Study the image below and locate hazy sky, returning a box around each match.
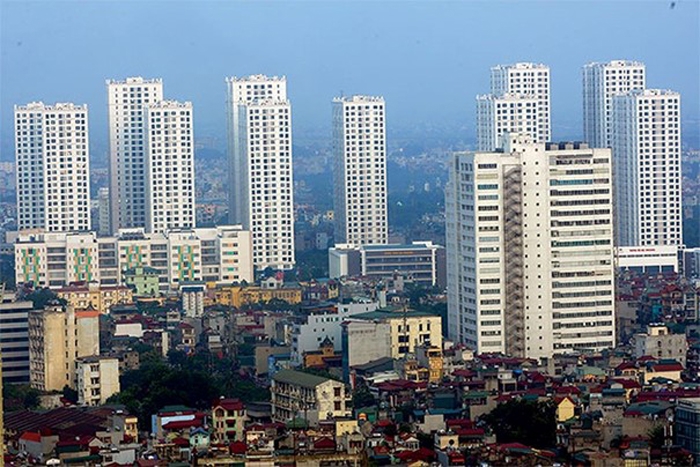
[1,0,698,160]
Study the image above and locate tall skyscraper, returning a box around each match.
[107,77,164,233]
[226,75,295,270]
[476,62,551,151]
[446,133,615,359]
[14,102,91,232]
[583,60,646,148]
[144,100,196,233]
[476,94,538,152]
[332,95,388,245]
[611,89,682,246]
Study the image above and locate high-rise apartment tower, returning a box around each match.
[332,95,388,245]
[583,60,646,148]
[226,75,295,270]
[476,63,551,151]
[611,89,682,246]
[107,77,164,233]
[14,102,91,232]
[144,100,196,233]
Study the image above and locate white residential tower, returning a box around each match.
[14,102,91,232]
[144,100,196,233]
[332,95,388,245]
[582,60,646,149]
[226,75,295,270]
[107,77,164,233]
[611,89,682,246]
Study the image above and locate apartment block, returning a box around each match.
[107,77,164,232]
[226,75,295,270]
[332,95,388,245]
[446,133,615,359]
[14,102,91,231]
[14,226,253,291]
[271,369,350,425]
[611,89,682,246]
[76,356,120,406]
[583,60,645,148]
[56,282,133,314]
[28,302,99,391]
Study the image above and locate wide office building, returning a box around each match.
[13,226,253,291]
[446,133,615,359]
[329,241,446,287]
[0,289,32,384]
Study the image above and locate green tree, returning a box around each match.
[351,384,376,409]
[3,384,41,412]
[62,385,78,404]
[648,425,666,449]
[481,399,556,449]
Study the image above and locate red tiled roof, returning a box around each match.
[229,441,247,455]
[163,419,203,430]
[172,437,190,447]
[215,398,245,411]
[19,431,41,443]
[612,379,641,389]
[313,437,336,449]
[649,362,683,372]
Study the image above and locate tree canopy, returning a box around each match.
[481,399,556,449]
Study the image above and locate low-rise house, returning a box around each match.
[642,359,684,384]
[211,398,247,443]
[271,369,350,425]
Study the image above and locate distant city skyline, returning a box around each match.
[1,1,698,162]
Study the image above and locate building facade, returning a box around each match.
[144,100,196,233]
[211,398,247,443]
[582,60,645,149]
[107,77,164,232]
[633,324,687,366]
[446,134,615,359]
[76,356,120,406]
[56,282,133,314]
[332,96,388,245]
[28,303,99,391]
[611,89,682,246]
[343,308,443,361]
[0,290,32,384]
[475,62,550,152]
[14,102,91,232]
[14,226,253,291]
[226,75,295,270]
[291,301,378,366]
[270,369,350,425]
[675,398,700,460]
[329,242,446,287]
[476,93,539,152]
